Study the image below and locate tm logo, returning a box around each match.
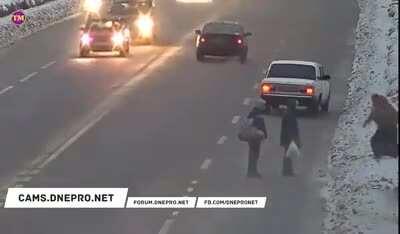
[11,10,26,26]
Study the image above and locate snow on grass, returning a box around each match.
[322,0,398,233]
[0,0,80,49]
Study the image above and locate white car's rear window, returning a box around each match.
[267,64,316,80]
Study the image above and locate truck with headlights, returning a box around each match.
[260,60,331,114]
[108,0,156,44]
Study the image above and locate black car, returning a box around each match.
[195,21,252,64]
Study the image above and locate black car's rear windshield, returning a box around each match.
[267,64,316,80]
[203,23,243,35]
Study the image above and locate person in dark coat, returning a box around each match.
[246,105,268,178]
[363,94,398,159]
[280,99,301,176]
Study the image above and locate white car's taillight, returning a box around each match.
[261,84,274,94]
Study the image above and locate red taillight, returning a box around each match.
[261,84,273,94]
[200,37,206,43]
[305,87,314,95]
[237,39,243,44]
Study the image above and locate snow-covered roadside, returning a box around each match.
[0,0,80,49]
[322,0,398,233]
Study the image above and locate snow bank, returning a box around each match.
[322,0,398,233]
[0,0,80,49]
[0,1,52,17]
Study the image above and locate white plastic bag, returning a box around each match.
[286,141,301,159]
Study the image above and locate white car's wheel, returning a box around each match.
[321,92,330,112]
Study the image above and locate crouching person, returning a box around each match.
[363,94,398,159]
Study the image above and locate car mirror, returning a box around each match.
[322,75,331,80]
[244,32,252,37]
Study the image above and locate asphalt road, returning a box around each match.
[0,0,358,233]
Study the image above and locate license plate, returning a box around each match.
[278,85,298,92]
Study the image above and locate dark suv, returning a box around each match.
[195,21,252,64]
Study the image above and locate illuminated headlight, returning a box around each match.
[83,0,102,13]
[135,14,154,38]
[80,33,92,45]
[112,32,125,45]
[123,28,130,38]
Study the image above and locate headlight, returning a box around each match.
[135,14,154,38]
[112,32,125,45]
[81,33,92,45]
[83,0,102,13]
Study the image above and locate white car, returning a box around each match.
[260,60,331,113]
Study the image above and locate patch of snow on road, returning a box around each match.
[322,0,398,233]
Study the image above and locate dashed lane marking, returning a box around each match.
[0,86,13,95]
[37,110,109,169]
[40,61,56,69]
[17,169,40,176]
[158,219,175,234]
[15,176,32,183]
[243,97,252,106]
[172,211,180,216]
[200,158,212,170]
[19,71,38,83]
[33,47,182,170]
[15,184,24,188]
[191,180,198,185]
[217,136,227,145]
[253,82,259,89]
[186,187,194,193]
[232,115,240,124]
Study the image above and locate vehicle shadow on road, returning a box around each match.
[265,107,330,119]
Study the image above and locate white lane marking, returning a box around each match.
[217,136,228,145]
[200,158,212,170]
[37,110,109,169]
[29,169,41,175]
[172,211,180,216]
[19,71,38,82]
[191,180,198,185]
[34,47,182,170]
[18,169,40,176]
[187,187,194,193]
[41,61,56,69]
[253,82,259,89]
[0,86,13,95]
[15,184,24,188]
[158,219,175,234]
[243,97,252,106]
[16,176,32,183]
[232,115,241,124]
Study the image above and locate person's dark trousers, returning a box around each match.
[282,147,294,176]
[247,141,261,177]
